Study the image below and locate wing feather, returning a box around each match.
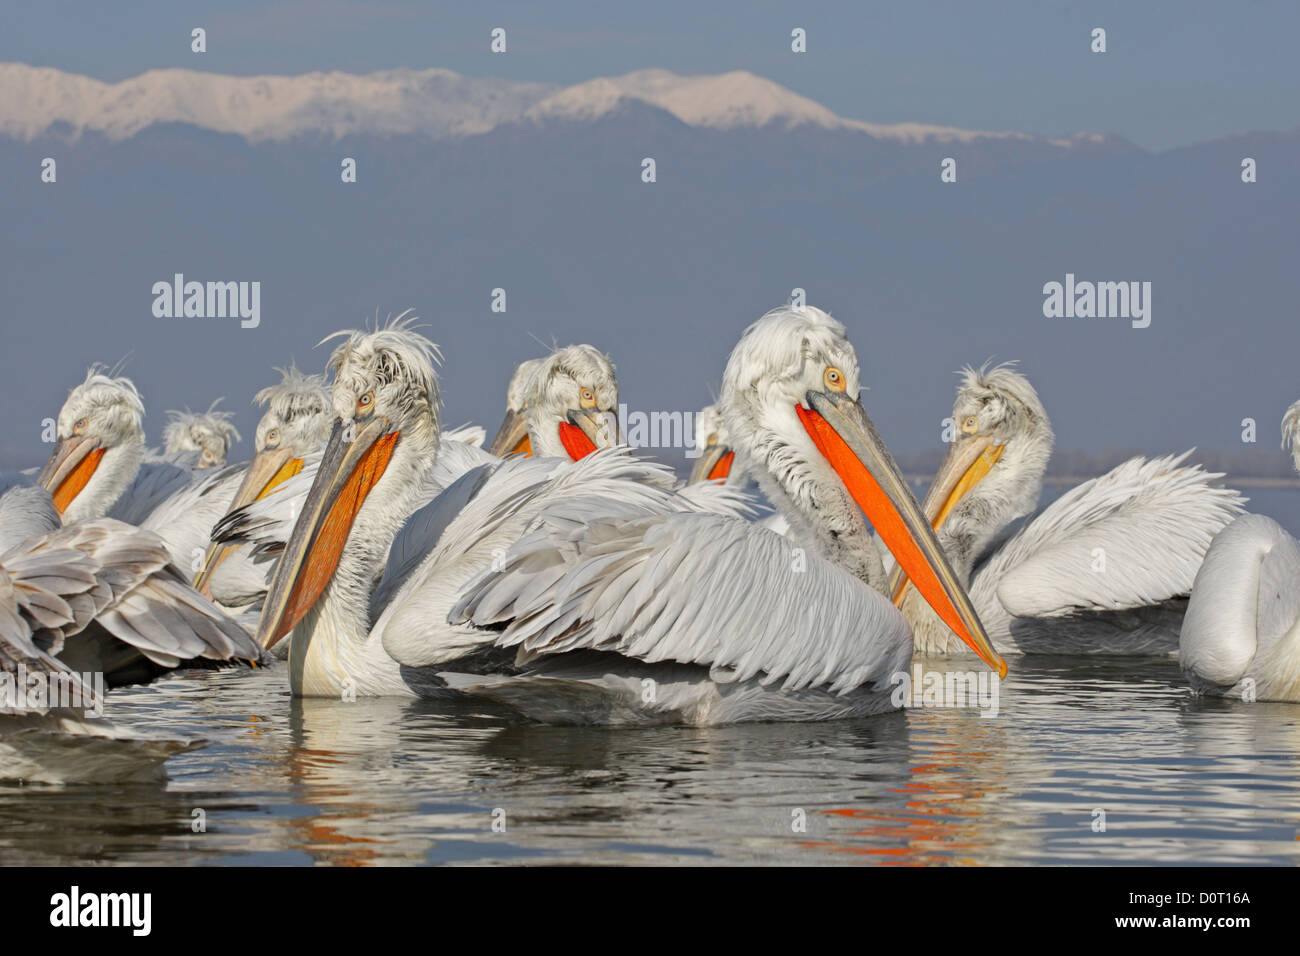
[982,452,1245,619]
[451,510,911,696]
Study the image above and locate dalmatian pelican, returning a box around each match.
[0,484,261,783]
[520,345,620,459]
[487,357,545,456]
[890,362,1245,656]
[162,398,242,468]
[37,366,150,526]
[193,365,333,606]
[442,306,1003,725]
[37,367,251,574]
[1179,401,1300,702]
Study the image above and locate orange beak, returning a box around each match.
[889,433,1004,607]
[488,407,532,457]
[797,391,1006,678]
[254,417,398,650]
[558,421,598,460]
[558,408,615,461]
[194,447,305,595]
[688,442,734,484]
[37,435,105,514]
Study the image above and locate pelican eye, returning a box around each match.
[962,415,978,434]
[579,387,597,408]
[707,432,719,447]
[73,418,88,434]
[823,366,846,392]
[357,391,375,414]
[265,428,280,446]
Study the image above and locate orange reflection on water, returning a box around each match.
[803,719,1011,864]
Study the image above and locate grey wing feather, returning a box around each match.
[2,518,260,678]
[374,449,709,668]
[450,509,912,696]
[981,452,1245,618]
[0,486,61,555]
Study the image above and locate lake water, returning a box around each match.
[1,483,1298,866]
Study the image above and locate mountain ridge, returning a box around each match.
[1,61,1130,149]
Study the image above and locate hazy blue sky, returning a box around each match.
[4,0,1299,151]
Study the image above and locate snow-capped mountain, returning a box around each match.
[0,62,1107,147]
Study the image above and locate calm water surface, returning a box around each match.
[0,486,1297,866]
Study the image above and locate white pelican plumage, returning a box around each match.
[442,306,1004,725]
[688,401,791,535]
[1179,401,1300,702]
[161,398,242,468]
[0,484,261,782]
[891,363,1245,656]
[486,356,546,456]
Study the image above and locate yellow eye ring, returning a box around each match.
[357,391,374,412]
[579,387,597,408]
[962,415,978,434]
[823,366,846,392]
[706,432,719,446]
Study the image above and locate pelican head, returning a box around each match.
[893,362,1053,603]
[1281,400,1300,475]
[688,403,742,485]
[255,312,442,650]
[487,357,545,457]
[194,365,332,594]
[524,345,619,460]
[721,305,1004,676]
[162,399,241,468]
[37,366,146,522]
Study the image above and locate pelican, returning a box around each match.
[1179,401,1300,702]
[161,398,242,468]
[443,306,1004,725]
[194,365,333,606]
[0,484,261,782]
[890,362,1245,656]
[37,366,150,525]
[37,367,294,585]
[247,318,748,699]
[519,345,619,459]
[486,357,545,456]
[688,403,745,485]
